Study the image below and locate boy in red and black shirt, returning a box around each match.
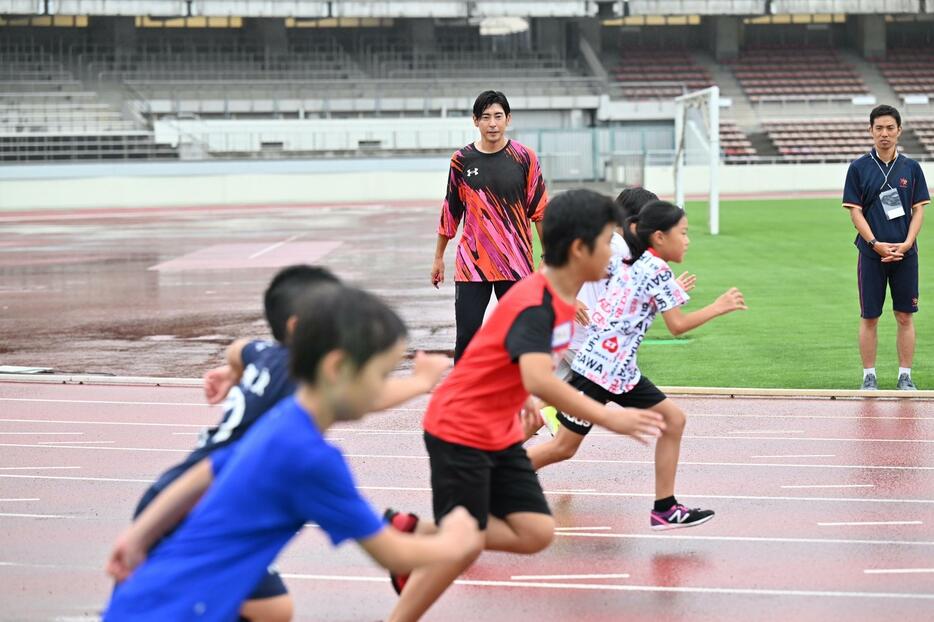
[387,190,666,622]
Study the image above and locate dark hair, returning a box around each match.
[542,189,617,267]
[615,186,659,225]
[264,264,340,343]
[290,284,407,384]
[623,200,686,265]
[870,105,901,128]
[473,90,511,118]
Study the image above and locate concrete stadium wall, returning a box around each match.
[2,159,933,211]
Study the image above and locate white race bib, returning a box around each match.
[879,187,905,220]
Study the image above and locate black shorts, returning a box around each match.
[858,251,919,319]
[249,566,288,600]
[424,431,551,530]
[556,372,667,436]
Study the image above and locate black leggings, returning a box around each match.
[454,281,516,362]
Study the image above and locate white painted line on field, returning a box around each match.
[864,568,934,575]
[0,466,80,471]
[818,521,923,527]
[781,484,875,489]
[752,454,836,459]
[554,532,934,547]
[248,233,307,259]
[546,489,597,494]
[0,498,39,502]
[172,432,201,435]
[37,440,114,445]
[0,432,84,435]
[0,561,99,570]
[510,573,631,581]
[0,418,203,428]
[0,443,187,453]
[730,430,805,434]
[689,413,934,421]
[553,526,612,532]
[0,512,82,519]
[280,573,934,600]
[0,474,149,483]
[0,398,205,407]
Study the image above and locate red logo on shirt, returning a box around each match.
[899,178,909,188]
[602,336,619,353]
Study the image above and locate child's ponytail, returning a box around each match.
[623,200,685,265]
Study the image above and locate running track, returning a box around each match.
[1,380,932,621]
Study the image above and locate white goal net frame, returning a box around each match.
[673,86,720,236]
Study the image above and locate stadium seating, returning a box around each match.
[719,121,757,163]
[610,50,713,100]
[761,119,873,162]
[727,47,869,103]
[874,48,934,100]
[910,118,934,157]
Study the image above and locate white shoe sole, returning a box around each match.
[650,513,715,530]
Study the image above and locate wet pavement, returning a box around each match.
[0,202,452,377]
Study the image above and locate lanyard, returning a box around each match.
[868,151,900,191]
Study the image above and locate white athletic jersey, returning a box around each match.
[571,251,689,394]
[569,232,629,353]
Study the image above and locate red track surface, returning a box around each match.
[1,381,932,621]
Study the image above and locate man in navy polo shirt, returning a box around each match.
[843,104,930,390]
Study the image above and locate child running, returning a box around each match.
[128,265,450,622]
[385,189,666,622]
[527,199,746,530]
[104,284,480,621]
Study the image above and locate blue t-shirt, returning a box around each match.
[106,396,384,622]
[842,149,930,260]
[134,340,295,518]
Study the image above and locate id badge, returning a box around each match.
[879,187,905,220]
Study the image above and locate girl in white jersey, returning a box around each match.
[527,200,746,530]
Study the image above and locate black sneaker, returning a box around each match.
[861,373,878,390]
[650,504,715,530]
[897,374,917,391]
[383,508,419,594]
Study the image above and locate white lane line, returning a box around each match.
[0,512,82,519]
[690,414,934,421]
[555,532,934,547]
[0,418,203,428]
[0,432,84,435]
[0,466,80,470]
[752,454,836,459]
[818,521,923,527]
[510,573,630,581]
[553,527,612,532]
[0,498,39,502]
[730,430,805,434]
[248,233,307,259]
[172,432,201,436]
[280,573,934,600]
[0,399,205,407]
[0,443,187,453]
[781,484,875,490]
[0,473,931,507]
[37,440,115,445]
[0,561,99,570]
[864,568,934,575]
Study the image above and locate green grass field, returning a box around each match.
[533,197,932,390]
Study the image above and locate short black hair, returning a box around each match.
[473,91,511,118]
[542,189,617,267]
[622,200,686,265]
[615,186,659,225]
[289,284,407,384]
[264,264,340,343]
[870,104,901,128]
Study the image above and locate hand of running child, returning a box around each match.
[519,396,544,440]
[106,530,147,583]
[676,272,697,292]
[574,300,590,326]
[603,406,666,445]
[203,365,237,405]
[716,287,747,314]
[412,351,452,390]
[431,258,445,288]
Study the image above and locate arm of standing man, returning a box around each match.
[896,164,930,256]
[433,153,466,288]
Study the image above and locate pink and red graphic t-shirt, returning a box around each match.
[438,140,548,282]
[571,252,689,394]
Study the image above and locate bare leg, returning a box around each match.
[859,317,879,369]
[388,513,552,622]
[526,425,586,471]
[651,399,686,500]
[240,595,293,622]
[894,311,915,368]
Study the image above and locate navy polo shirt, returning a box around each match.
[842,149,930,260]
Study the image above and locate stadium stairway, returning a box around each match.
[692,51,759,135]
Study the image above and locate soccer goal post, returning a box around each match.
[673,86,720,235]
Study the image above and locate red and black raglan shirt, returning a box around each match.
[424,272,575,451]
[439,140,548,282]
